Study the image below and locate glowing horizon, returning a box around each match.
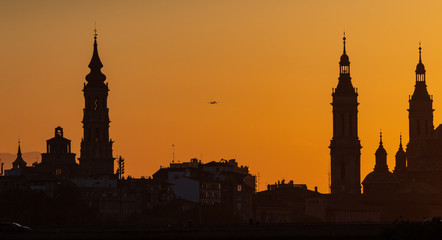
[1,0,442,192]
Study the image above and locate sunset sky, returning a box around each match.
[1,0,442,192]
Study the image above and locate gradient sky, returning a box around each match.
[1,0,442,192]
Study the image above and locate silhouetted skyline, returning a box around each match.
[2,1,442,192]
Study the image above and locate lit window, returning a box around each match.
[56,169,62,176]
[237,185,242,192]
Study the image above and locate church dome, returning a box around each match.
[416,62,425,74]
[395,147,406,159]
[340,53,350,65]
[362,170,399,185]
[375,132,387,156]
[415,44,426,75]
[375,144,387,156]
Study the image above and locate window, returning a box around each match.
[237,185,242,192]
[94,98,98,110]
[56,169,62,176]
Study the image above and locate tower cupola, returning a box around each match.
[415,43,426,81]
[339,33,350,74]
[374,132,388,172]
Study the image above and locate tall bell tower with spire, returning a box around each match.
[329,34,362,195]
[407,43,434,170]
[79,29,115,177]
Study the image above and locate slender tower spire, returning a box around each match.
[399,134,403,149]
[330,33,362,195]
[79,28,115,177]
[17,139,22,157]
[12,140,27,169]
[379,131,383,145]
[86,28,106,84]
[418,42,422,62]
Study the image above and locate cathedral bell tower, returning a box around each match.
[329,34,362,195]
[79,31,115,177]
[407,44,434,170]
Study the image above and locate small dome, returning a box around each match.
[416,62,426,74]
[416,44,425,74]
[362,170,399,185]
[340,53,350,65]
[375,132,387,156]
[375,144,387,156]
[395,147,406,159]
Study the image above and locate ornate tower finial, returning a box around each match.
[17,139,21,156]
[380,130,383,145]
[399,133,402,148]
[415,43,426,81]
[343,32,346,53]
[419,42,422,63]
[94,23,97,40]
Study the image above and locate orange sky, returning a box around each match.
[1,0,442,192]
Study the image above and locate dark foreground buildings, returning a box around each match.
[1,32,442,225]
[0,33,256,224]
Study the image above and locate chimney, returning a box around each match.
[314,186,318,192]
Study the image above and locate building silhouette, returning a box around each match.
[8,30,442,224]
[329,34,362,195]
[12,142,27,170]
[325,39,442,221]
[361,132,399,195]
[36,126,78,178]
[79,33,115,177]
[153,158,256,220]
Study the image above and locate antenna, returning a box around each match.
[328,157,331,194]
[172,144,175,163]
